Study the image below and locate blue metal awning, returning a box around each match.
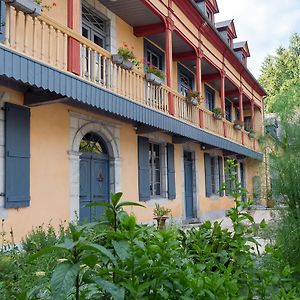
[0,45,263,160]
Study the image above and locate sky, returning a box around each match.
[215,0,300,79]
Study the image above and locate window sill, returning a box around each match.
[147,197,170,205]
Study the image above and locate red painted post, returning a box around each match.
[165,16,175,115]
[196,51,203,127]
[220,70,227,137]
[251,100,255,149]
[239,87,244,145]
[67,0,80,75]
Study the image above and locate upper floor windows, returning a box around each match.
[178,64,194,96]
[225,99,232,122]
[205,85,215,112]
[206,7,213,22]
[81,4,108,50]
[145,40,164,72]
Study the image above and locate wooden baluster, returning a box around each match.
[23,14,28,53]
[56,29,60,67]
[98,53,102,85]
[48,25,53,64]
[14,10,19,50]
[93,50,97,83]
[4,4,10,46]
[107,58,111,90]
[87,47,91,81]
[41,21,45,61]
[103,56,106,88]
[32,17,36,57]
[81,44,86,78]
[63,33,67,71]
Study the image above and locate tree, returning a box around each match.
[259,33,300,114]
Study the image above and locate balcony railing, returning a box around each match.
[1,5,260,151]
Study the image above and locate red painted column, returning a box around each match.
[196,50,203,127]
[67,0,80,75]
[251,99,255,149]
[239,87,244,145]
[220,70,226,137]
[165,16,175,115]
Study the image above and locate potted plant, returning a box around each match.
[248,129,256,139]
[153,203,171,230]
[186,90,201,106]
[233,119,243,130]
[145,63,165,86]
[212,107,223,120]
[5,0,42,16]
[111,43,139,71]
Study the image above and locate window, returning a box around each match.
[206,7,213,22]
[235,108,240,122]
[224,158,238,196]
[244,116,252,132]
[205,85,215,111]
[178,64,194,96]
[145,40,164,72]
[205,154,223,197]
[81,4,108,81]
[80,133,107,154]
[149,143,162,197]
[225,99,232,122]
[82,5,107,48]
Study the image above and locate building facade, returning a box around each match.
[0,0,266,240]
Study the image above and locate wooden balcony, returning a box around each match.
[0,5,261,151]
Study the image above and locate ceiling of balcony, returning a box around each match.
[99,0,162,27]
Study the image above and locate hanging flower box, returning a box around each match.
[145,72,163,86]
[5,0,41,17]
[145,64,164,86]
[233,120,243,130]
[111,54,134,70]
[186,90,201,106]
[249,130,256,139]
[212,107,223,120]
[111,43,139,71]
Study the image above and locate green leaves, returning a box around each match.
[50,261,80,299]
[93,277,125,300]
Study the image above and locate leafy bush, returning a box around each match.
[0,163,299,299]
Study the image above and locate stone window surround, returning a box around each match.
[69,111,121,222]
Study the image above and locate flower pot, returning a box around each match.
[234,124,242,130]
[121,59,134,70]
[154,217,168,230]
[249,132,256,139]
[145,72,163,86]
[5,0,41,17]
[111,54,123,66]
[213,113,222,120]
[186,97,199,106]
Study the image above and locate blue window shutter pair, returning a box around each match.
[167,143,176,200]
[138,137,176,201]
[204,153,212,197]
[5,103,30,208]
[0,1,5,43]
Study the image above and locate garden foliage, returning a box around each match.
[0,161,299,299]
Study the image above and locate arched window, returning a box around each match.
[80,133,108,154]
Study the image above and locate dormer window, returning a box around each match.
[233,41,250,66]
[206,7,213,22]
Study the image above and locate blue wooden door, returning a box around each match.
[79,153,109,222]
[184,152,194,218]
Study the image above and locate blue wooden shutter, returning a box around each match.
[138,136,150,201]
[5,103,30,208]
[167,143,176,200]
[218,156,224,196]
[0,1,5,43]
[204,153,212,197]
